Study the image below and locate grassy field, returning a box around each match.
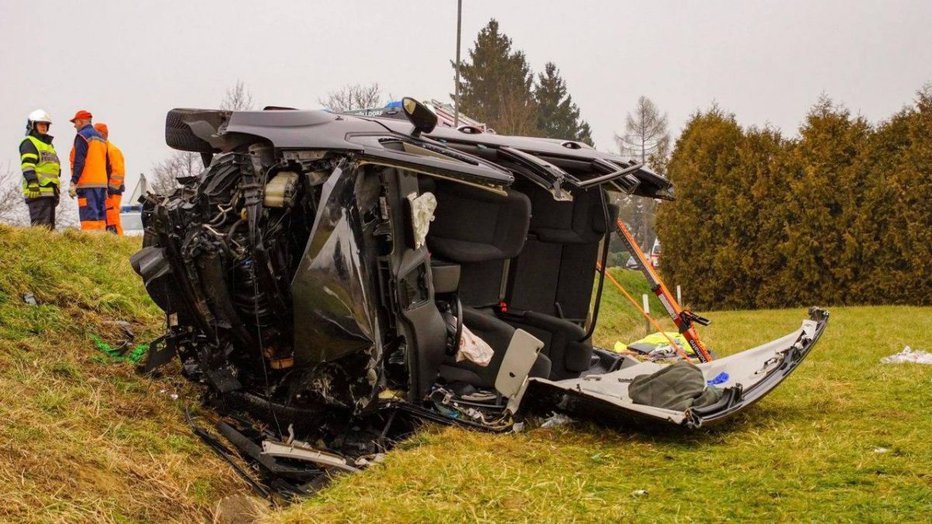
[270,305,932,523]
[1,226,929,522]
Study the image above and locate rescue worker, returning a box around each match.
[94,123,125,235]
[68,110,110,231]
[19,109,61,228]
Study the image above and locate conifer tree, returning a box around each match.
[655,88,930,309]
[720,126,788,308]
[534,62,593,144]
[779,97,870,306]
[891,87,932,304]
[454,19,538,135]
[857,87,932,304]
[655,107,743,309]
[740,127,793,308]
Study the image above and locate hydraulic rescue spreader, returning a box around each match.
[612,218,714,363]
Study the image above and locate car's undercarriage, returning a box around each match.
[131,100,828,494]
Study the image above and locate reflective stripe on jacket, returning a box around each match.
[70,124,110,189]
[20,134,61,197]
[106,141,125,194]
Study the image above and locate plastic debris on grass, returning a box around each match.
[540,413,574,429]
[160,389,180,401]
[92,335,149,364]
[880,346,932,365]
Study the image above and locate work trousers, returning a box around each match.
[25,195,58,229]
[77,187,107,231]
[105,193,123,235]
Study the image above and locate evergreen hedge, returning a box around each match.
[656,89,931,309]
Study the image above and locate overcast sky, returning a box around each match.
[2,0,930,194]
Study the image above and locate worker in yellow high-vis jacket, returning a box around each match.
[19,109,62,228]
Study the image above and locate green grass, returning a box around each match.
[0,226,241,523]
[593,268,670,348]
[268,304,932,523]
[1,226,929,523]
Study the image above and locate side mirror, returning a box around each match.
[402,97,438,136]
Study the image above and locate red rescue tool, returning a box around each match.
[614,218,714,362]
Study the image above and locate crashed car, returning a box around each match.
[131,98,828,485]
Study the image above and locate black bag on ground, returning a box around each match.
[629,362,723,411]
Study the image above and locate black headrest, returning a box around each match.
[427,182,531,263]
[527,186,613,244]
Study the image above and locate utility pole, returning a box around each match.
[454,0,462,127]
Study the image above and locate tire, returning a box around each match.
[165,108,218,153]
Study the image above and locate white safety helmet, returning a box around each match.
[27,109,53,134]
[28,109,52,125]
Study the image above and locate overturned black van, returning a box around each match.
[131,99,827,486]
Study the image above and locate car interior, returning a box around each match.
[418,175,619,394]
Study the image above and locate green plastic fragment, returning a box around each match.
[92,335,149,364]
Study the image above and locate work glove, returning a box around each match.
[68,186,77,199]
[25,182,41,199]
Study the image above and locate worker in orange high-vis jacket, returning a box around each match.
[68,110,110,231]
[94,123,125,235]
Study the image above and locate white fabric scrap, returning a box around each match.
[880,346,932,365]
[455,323,493,367]
[407,192,437,249]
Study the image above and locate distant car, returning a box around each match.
[130,98,828,487]
[119,204,144,236]
[650,241,661,268]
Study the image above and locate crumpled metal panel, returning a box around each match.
[291,165,376,366]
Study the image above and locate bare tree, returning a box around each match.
[319,83,383,112]
[614,96,671,251]
[149,151,201,195]
[57,190,80,229]
[0,165,28,225]
[616,96,670,168]
[220,80,255,111]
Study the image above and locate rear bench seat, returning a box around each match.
[504,182,616,380]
